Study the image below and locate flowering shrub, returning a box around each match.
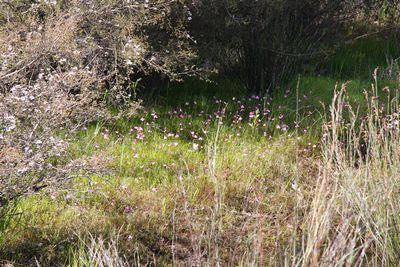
[0,0,199,91]
[0,0,201,204]
[0,71,112,205]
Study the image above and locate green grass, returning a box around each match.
[324,35,400,79]
[2,34,400,266]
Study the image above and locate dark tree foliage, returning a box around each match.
[189,0,397,94]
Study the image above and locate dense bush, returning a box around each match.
[0,0,197,205]
[189,0,400,93]
[189,0,352,93]
[0,0,199,93]
[358,0,400,23]
[0,72,111,205]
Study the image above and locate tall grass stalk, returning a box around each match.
[206,118,223,266]
[68,234,129,267]
[298,75,400,266]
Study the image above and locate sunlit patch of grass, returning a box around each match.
[4,35,400,266]
[1,120,318,265]
[0,75,361,265]
[0,67,325,264]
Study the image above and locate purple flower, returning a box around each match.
[124,206,133,214]
[136,132,145,140]
[151,112,158,119]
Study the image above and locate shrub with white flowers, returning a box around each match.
[0,0,198,206]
